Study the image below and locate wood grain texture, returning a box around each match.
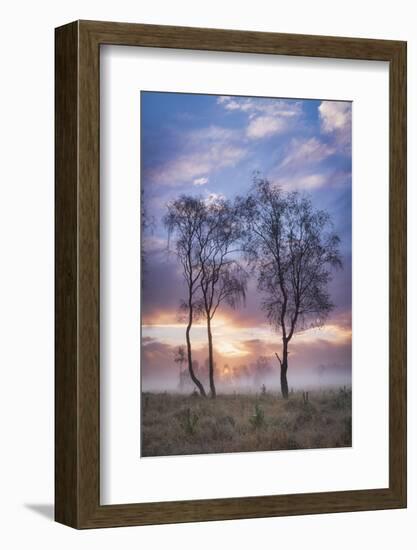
[55,20,407,529]
[55,21,79,527]
[388,41,407,504]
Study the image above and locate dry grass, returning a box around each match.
[141,387,352,457]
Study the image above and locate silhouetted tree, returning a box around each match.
[141,188,154,283]
[174,346,187,391]
[239,177,342,398]
[164,197,207,396]
[196,198,247,398]
[253,355,273,387]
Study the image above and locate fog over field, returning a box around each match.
[142,322,351,393]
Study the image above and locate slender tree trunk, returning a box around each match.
[206,314,216,398]
[186,297,206,396]
[280,339,289,399]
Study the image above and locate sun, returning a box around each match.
[215,339,249,358]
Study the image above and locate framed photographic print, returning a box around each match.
[55,20,406,528]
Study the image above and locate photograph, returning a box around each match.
[140,91,352,457]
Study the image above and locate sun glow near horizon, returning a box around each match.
[142,317,352,366]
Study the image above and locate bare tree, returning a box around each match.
[174,346,186,391]
[239,177,342,399]
[141,188,155,282]
[196,198,247,398]
[164,197,207,396]
[253,355,273,388]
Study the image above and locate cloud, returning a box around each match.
[142,235,167,253]
[217,96,302,140]
[318,101,352,152]
[189,125,238,142]
[273,173,328,191]
[319,101,351,133]
[142,336,156,344]
[203,191,226,205]
[148,125,247,186]
[217,96,301,118]
[148,144,246,186]
[217,97,242,111]
[246,116,286,139]
[193,177,209,186]
[280,137,335,169]
[269,137,336,191]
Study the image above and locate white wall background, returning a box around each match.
[0,0,415,548]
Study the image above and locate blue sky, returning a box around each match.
[141,91,352,391]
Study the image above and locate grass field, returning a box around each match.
[141,387,352,457]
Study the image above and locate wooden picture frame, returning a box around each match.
[55,20,406,529]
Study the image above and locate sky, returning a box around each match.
[141,91,352,393]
